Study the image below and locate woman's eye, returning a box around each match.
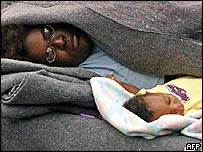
[44,29,51,40]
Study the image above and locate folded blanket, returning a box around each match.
[1,1,202,76]
[1,58,100,119]
[90,77,202,140]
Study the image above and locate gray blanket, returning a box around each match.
[1,0,202,119]
[1,58,100,119]
[1,1,202,76]
[1,1,202,151]
[1,113,201,151]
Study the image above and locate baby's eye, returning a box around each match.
[166,97,171,105]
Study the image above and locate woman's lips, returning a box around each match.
[66,34,78,51]
[72,34,78,50]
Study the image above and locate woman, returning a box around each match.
[1,23,93,67]
[2,22,166,89]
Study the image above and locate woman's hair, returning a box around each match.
[1,24,31,61]
[123,93,154,122]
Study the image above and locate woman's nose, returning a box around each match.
[50,36,65,50]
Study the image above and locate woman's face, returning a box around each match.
[144,92,184,121]
[24,23,93,66]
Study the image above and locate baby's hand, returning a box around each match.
[106,74,116,80]
[106,74,122,84]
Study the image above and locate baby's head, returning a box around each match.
[123,92,184,122]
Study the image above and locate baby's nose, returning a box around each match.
[170,105,178,114]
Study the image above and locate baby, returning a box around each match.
[106,74,202,122]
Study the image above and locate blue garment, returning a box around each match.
[79,45,164,89]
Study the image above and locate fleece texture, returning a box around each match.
[1,1,202,76]
[1,1,202,151]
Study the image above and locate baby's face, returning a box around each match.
[144,92,184,121]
